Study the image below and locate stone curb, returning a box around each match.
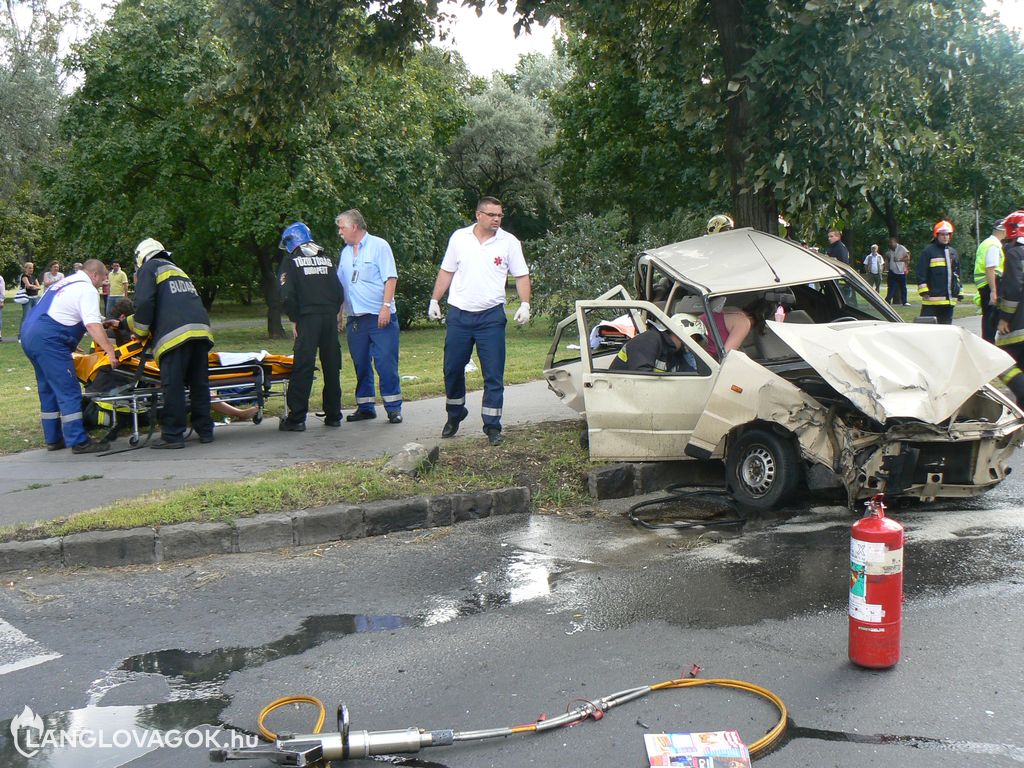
[0,487,531,574]
[587,461,726,500]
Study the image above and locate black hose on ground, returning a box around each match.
[626,483,746,531]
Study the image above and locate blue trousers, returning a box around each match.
[443,305,506,432]
[346,314,402,414]
[22,314,89,447]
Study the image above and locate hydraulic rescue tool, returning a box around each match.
[210,677,788,765]
[848,493,904,668]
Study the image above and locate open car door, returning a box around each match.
[576,299,720,461]
[544,285,632,414]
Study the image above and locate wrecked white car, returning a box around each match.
[544,228,1024,510]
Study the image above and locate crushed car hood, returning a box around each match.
[767,321,1015,424]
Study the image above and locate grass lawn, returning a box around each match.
[0,296,555,455]
[0,420,593,543]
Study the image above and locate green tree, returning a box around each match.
[445,71,559,240]
[0,0,81,275]
[46,0,467,334]
[493,0,1013,235]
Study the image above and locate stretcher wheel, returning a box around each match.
[253,411,263,425]
[129,435,140,447]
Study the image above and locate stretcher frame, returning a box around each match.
[74,341,293,450]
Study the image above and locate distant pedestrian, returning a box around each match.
[917,220,961,324]
[336,209,403,424]
[18,261,41,336]
[974,219,1006,344]
[884,237,911,305]
[277,222,344,433]
[105,261,130,316]
[826,229,850,264]
[20,259,119,453]
[429,196,531,446]
[863,245,883,291]
[42,261,64,291]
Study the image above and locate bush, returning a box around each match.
[395,259,439,330]
[528,209,636,328]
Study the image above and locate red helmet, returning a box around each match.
[933,220,954,236]
[1003,210,1024,240]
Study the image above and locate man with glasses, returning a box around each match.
[429,196,531,446]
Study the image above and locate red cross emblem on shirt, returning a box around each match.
[494,256,504,267]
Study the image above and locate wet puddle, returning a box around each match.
[1,549,567,767]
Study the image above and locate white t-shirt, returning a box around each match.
[0,274,5,304]
[984,242,1002,270]
[440,224,529,312]
[45,272,103,327]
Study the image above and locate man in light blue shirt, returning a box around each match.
[336,209,402,423]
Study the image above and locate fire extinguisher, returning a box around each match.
[848,494,904,668]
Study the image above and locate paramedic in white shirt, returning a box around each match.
[428,196,531,446]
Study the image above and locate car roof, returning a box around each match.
[642,227,846,294]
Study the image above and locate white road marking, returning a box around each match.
[0,617,62,675]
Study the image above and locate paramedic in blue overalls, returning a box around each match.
[278,222,344,432]
[428,196,531,447]
[128,238,215,448]
[335,209,402,424]
[21,259,120,454]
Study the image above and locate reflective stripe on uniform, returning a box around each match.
[996,330,1024,347]
[153,326,213,361]
[40,410,59,420]
[1001,367,1022,384]
[446,397,465,406]
[355,396,376,404]
[481,406,502,417]
[382,394,401,403]
[60,411,83,423]
[154,265,190,283]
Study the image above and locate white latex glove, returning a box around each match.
[514,301,531,325]
[428,298,443,321]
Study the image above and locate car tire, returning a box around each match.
[726,427,800,510]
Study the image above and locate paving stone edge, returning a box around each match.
[0,487,531,574]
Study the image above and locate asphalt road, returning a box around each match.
[1,447,1022,767]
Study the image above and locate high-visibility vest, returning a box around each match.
[974,234,1004,287]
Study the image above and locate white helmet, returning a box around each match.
[670,312,707,342]
[707,214,734,234]
[134,238,166,269]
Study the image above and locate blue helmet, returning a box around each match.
[279,222,313,253]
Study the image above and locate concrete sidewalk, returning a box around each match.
[0,380,581,527]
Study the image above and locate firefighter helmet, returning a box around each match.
[932,220,954,236]
[707,214,735,234]
[279,222,314,253]
[670,312,707,342]
[134,238,167,270]
[1002,211,1024,241]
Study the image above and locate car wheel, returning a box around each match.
[726,428,800,510]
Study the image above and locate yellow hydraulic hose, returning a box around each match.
[257,694,327,742]
[253,675,788,760]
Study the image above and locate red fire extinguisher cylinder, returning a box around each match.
[848,494,904,668]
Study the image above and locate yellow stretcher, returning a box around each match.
[73,340,294,447]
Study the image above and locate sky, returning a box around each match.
[434,2,559,77]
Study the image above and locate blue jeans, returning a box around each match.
[19,295,39,335]
[443,305,507,432]
[346,313,402,414]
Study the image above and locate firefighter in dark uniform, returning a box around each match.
[277,222,344,432]
[916,220,962,325]
[128,238,214,448]
[608,313,704,373]
[995,210,1024,406]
